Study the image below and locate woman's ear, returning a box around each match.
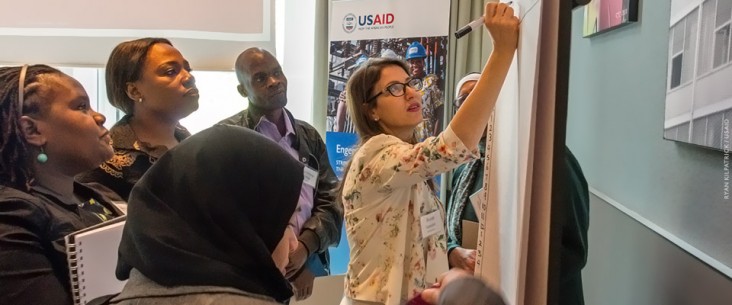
[18,116,46,147]
[125,82,142,102]
[369,107,380,122]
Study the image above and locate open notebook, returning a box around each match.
[64,216,127,305]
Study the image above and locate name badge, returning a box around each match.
[420,210,445,239]
[303,166,318,189]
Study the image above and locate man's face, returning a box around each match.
[407,57,425,79]
[238,51,288,111]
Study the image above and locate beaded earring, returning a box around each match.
[37,146,48,164]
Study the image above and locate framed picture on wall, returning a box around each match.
[663,0,732,150]
[582,0,639,37]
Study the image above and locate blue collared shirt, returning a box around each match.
[254,111,314,235]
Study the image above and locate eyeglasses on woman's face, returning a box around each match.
[365,78,423,103]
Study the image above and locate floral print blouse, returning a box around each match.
[341,126,476,305]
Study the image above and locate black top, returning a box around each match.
[0,183,122,305]
[77,114,191,201]
[558,147,590,305]
[116,125,303,303]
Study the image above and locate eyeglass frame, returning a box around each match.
[364,78,423,104]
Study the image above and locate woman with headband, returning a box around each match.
[0,65,123,305]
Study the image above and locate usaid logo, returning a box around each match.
[343,13,356,33]
[357,13,394,26]
[343,13,395,33]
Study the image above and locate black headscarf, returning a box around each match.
[116,124,303,302]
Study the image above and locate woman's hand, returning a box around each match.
[484,2,520,54]
[448,247,476,272]
[448,1,519,152]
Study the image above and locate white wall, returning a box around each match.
[278,0,317,123]
[58,0,319,133]
[0,0,275,70]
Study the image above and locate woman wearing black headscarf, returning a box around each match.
[108,124,304,304]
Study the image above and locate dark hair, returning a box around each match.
[0,65,63,191]
[438,277,507,305]
[337,58,433,201]
[105,37,173,114]
[345,57,412,143]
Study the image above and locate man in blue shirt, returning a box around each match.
[219,48,343,301]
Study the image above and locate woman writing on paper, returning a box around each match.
[0,65,123,305]
[338,3,519,305]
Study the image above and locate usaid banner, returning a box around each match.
[325,0,451,275]
[325,0,451,178]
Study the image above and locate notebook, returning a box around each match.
[64,216,127,305]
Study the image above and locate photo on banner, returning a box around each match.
[326,36,449,177]
[326,37,448,136]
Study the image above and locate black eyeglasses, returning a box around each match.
[364,78,423,103]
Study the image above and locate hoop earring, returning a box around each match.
[37,146,48,164]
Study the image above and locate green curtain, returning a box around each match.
[447,0,494,116]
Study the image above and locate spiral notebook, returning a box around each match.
[64,216,127,305]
